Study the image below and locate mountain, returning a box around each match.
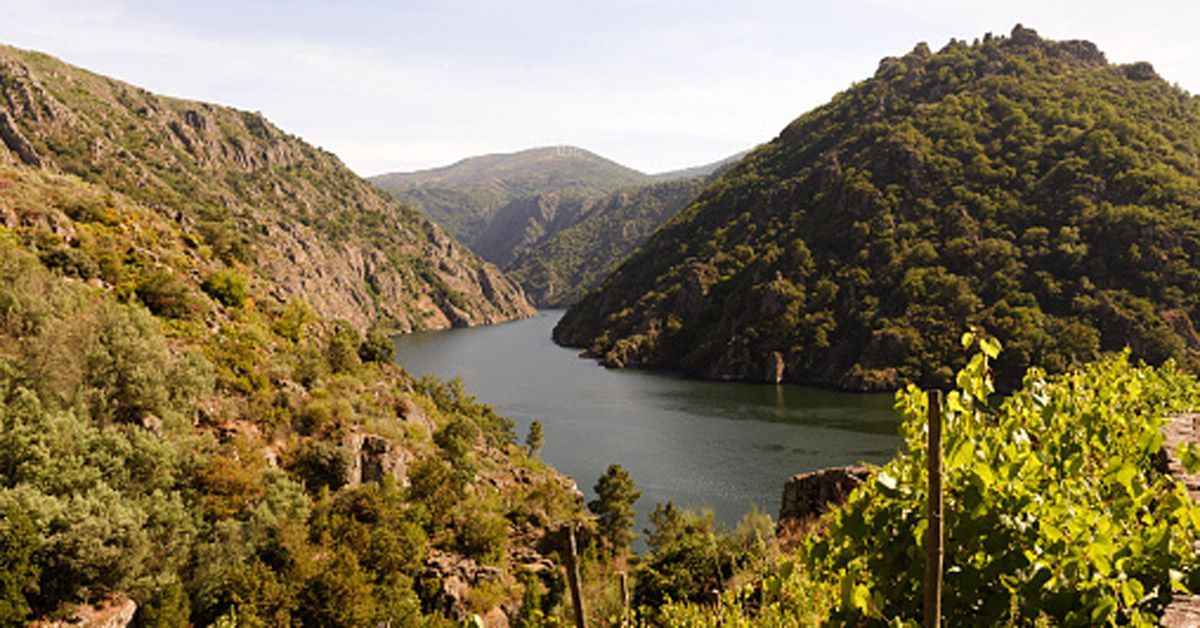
[0,44,576,625]
[0,45,533,332]
[370,146,654,244]
[508,174,720,307]
[372,147,741,306]
[469,191,597,268]
[555,26,1200,390]
[650,150,748,181]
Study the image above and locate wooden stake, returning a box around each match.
[924,389,944,628]
[565,523,587,628]
[619,571,630,627]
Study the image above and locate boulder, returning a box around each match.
[421,549,506,621]
[342,431,411,487]
[779,465,870,527]
[32,596,137,628]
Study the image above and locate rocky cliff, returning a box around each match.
[0,45,533,331]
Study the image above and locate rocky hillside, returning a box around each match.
[0,46,582,626]
[471,191,599,268]
[556,26,1200,390]
[370,146,653,245]
[0,45,533,332]
[508,175,716,306]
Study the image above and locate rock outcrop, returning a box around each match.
[421,549,508,621]
[778,465,870,528]
[32,597,137,628]
[342,431,411,487]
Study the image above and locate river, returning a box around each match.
[393,310,901,536]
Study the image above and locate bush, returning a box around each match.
[201,269,249,309]
[297,549,376,627]
[289,440,351,494]
[0,498,38,624]
[810,336,1200,624]
[453,496,508,565]
[135,269,201,320]
[358,325,394,364]
[325,321,361,374]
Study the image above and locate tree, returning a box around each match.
[325,321,362,374]
[588,464,641,555]
[525,421,544,458]
[357,325,394,364]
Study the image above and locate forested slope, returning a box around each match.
[556,26,1200,390]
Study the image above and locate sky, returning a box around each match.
[1,1,1197,177]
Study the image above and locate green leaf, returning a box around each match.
[1179,441,1200,475]
[980,336,1001,359]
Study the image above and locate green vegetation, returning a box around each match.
[0,88,569,624]
[0,202,582,623]
[588,464,642,556]
[507,176,713,306]
[556,26,1200,390]
[653,336,1200,625]
[525,420,544,457]
[201,268,249,308]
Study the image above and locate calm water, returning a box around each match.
[393,310,900,533]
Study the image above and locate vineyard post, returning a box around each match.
[566,523,587,628]
[620,571,630,627]
[924,389,944,627]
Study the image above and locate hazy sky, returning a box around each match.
[2,1,1197,176]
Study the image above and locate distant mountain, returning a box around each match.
[370,146,653,244]
[0,45,533,331]
[508,173,723,307]
[555,26,1200,390]
[651,151,748,181]
[372,147,746,305]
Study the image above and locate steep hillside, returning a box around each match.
[371,146,653,244]
[0,44,588,626]
[508,175,715,307]
[0,162,582,625]
[556,26,1200,390]
[0,45,533,332]
[471,191,597,267]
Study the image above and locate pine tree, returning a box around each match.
[588,464,641,555]
[525,421,544,457]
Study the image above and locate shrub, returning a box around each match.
[135,269,202,320]
[201,269,249,309]
[326,321,361,374]
[0,498,38,624]
[358,325,394,364]
[289,440,351,494]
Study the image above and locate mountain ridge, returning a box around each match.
[370,145,654,244]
